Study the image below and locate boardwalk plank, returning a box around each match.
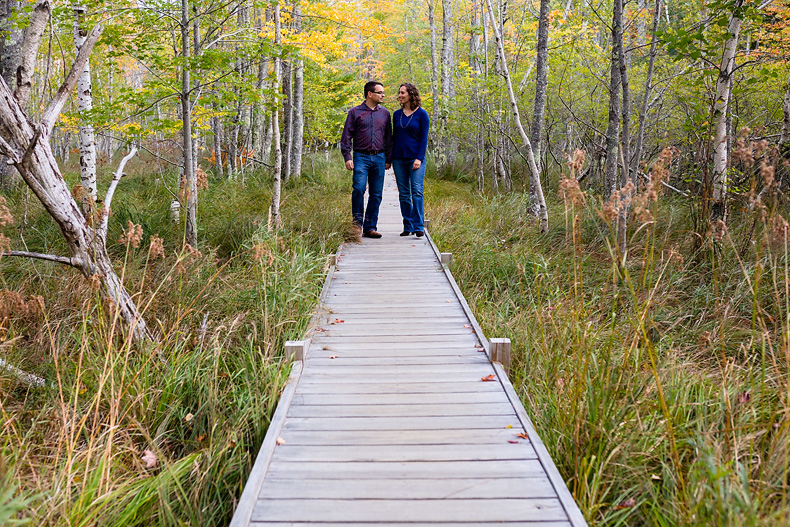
[258,477,557,499]
[287,402,516,418]
[251,498,568,523]
[265,460,547,479]
[281,415,521,431]
[271,443,537,462]
[277,429,529,446]
[290,391,507,405]
[294,381,501,394]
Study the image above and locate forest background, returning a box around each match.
[1,0,790,524]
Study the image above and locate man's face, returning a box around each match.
[368,85,385,104]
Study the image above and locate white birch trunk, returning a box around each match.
[0,27,149,341]
[269,2,283,229]
[439,0,457,168]
[13,0,49,110]
[290,2,303,178]
[281,58,293,181]
[485,0,548,232]
[74,6,97,212]
[711,0,744,216]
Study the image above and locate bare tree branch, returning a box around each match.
[0,358,47,387]
[2,251,74,265]
[101,145,138,235]
[42,24,103,135]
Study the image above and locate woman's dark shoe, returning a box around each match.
[415,231,425,238]
[400,231,412,236]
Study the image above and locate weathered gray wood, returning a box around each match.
[258,477,556,499]
[233,178,585,527]
[251,498,568,522]
[266,459,548,479]
[252,523,572,527]
[272,443,537,462]
[277,428,527,445]
[284,340,308,362]
[287,402,518,418]
[491,337,512,374]
[281,415,520,431]
[294,381,501,394]
[290,391,506,405]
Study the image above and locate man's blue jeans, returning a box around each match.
[392,158,426,233]
[352,152,385,232]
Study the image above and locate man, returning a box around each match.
[340,81,393,238]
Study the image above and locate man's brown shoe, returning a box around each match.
[363,230,382,239]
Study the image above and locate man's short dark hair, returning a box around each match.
[364,81,383,99]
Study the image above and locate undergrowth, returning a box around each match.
[428,165,790,526]
[0,151,348,525]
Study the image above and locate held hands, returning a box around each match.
[412,159,421,171]
[345,159,354,171]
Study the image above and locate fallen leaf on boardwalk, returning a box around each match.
[615,498,636,510]
[315,327,326,332]
[276,437,286,445]
[505,425,513,429]
[508,440,519,444]
[477,348,486,352]
[464,324,471,328]
[517,432,529,439]
[481,374,496,382]
[142,449,157,469]
[410,244,416,247]
[329,355,338,359]
[446,300,452,303]
[474,344,483,349]
[333,319,345,324]
[651,474,661,481]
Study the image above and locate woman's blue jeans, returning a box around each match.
[351,152,385,232]
[392,158,426,233]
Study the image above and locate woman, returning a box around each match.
[392,82,430,237]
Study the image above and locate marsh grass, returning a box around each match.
[0,152,349,525]
[428,176,790,526]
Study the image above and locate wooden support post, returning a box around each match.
[424,218,431,231]
[440,252,452,266]
[285,339,310,362]
[490,338,511,375]
[328,254,337,267]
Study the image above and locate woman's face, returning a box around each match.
[397,86,409,106]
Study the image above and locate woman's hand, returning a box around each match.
[412,159,421,170]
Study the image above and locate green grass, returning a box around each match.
[427,178,790,527]
[0,151,350,525]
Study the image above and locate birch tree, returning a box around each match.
[181,0,197,246]
[0,25,150,340]
[484,0,548,232]
[74,5,98,213]
[711,0,745,218]
[269,1,283,229]
[290,2,304,178]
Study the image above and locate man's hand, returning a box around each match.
[385,163,391,170]
[412,159,422,171]
[345,159,354,171]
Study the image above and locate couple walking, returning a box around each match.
[340,81,430,239]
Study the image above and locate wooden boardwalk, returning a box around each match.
[230,175,587,526]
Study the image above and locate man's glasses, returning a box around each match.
[373,91,385,95]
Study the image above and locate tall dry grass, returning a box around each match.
[0,152,349,525]
[428,149,790,526]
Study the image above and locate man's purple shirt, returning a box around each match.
[340,102,393,164]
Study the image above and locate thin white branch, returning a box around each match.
[638,170,689,196]
[0,358,47,387]
[101,145,138,236]
[2,250,74,266]
[0,133,20,163]
[42,24,103,135]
